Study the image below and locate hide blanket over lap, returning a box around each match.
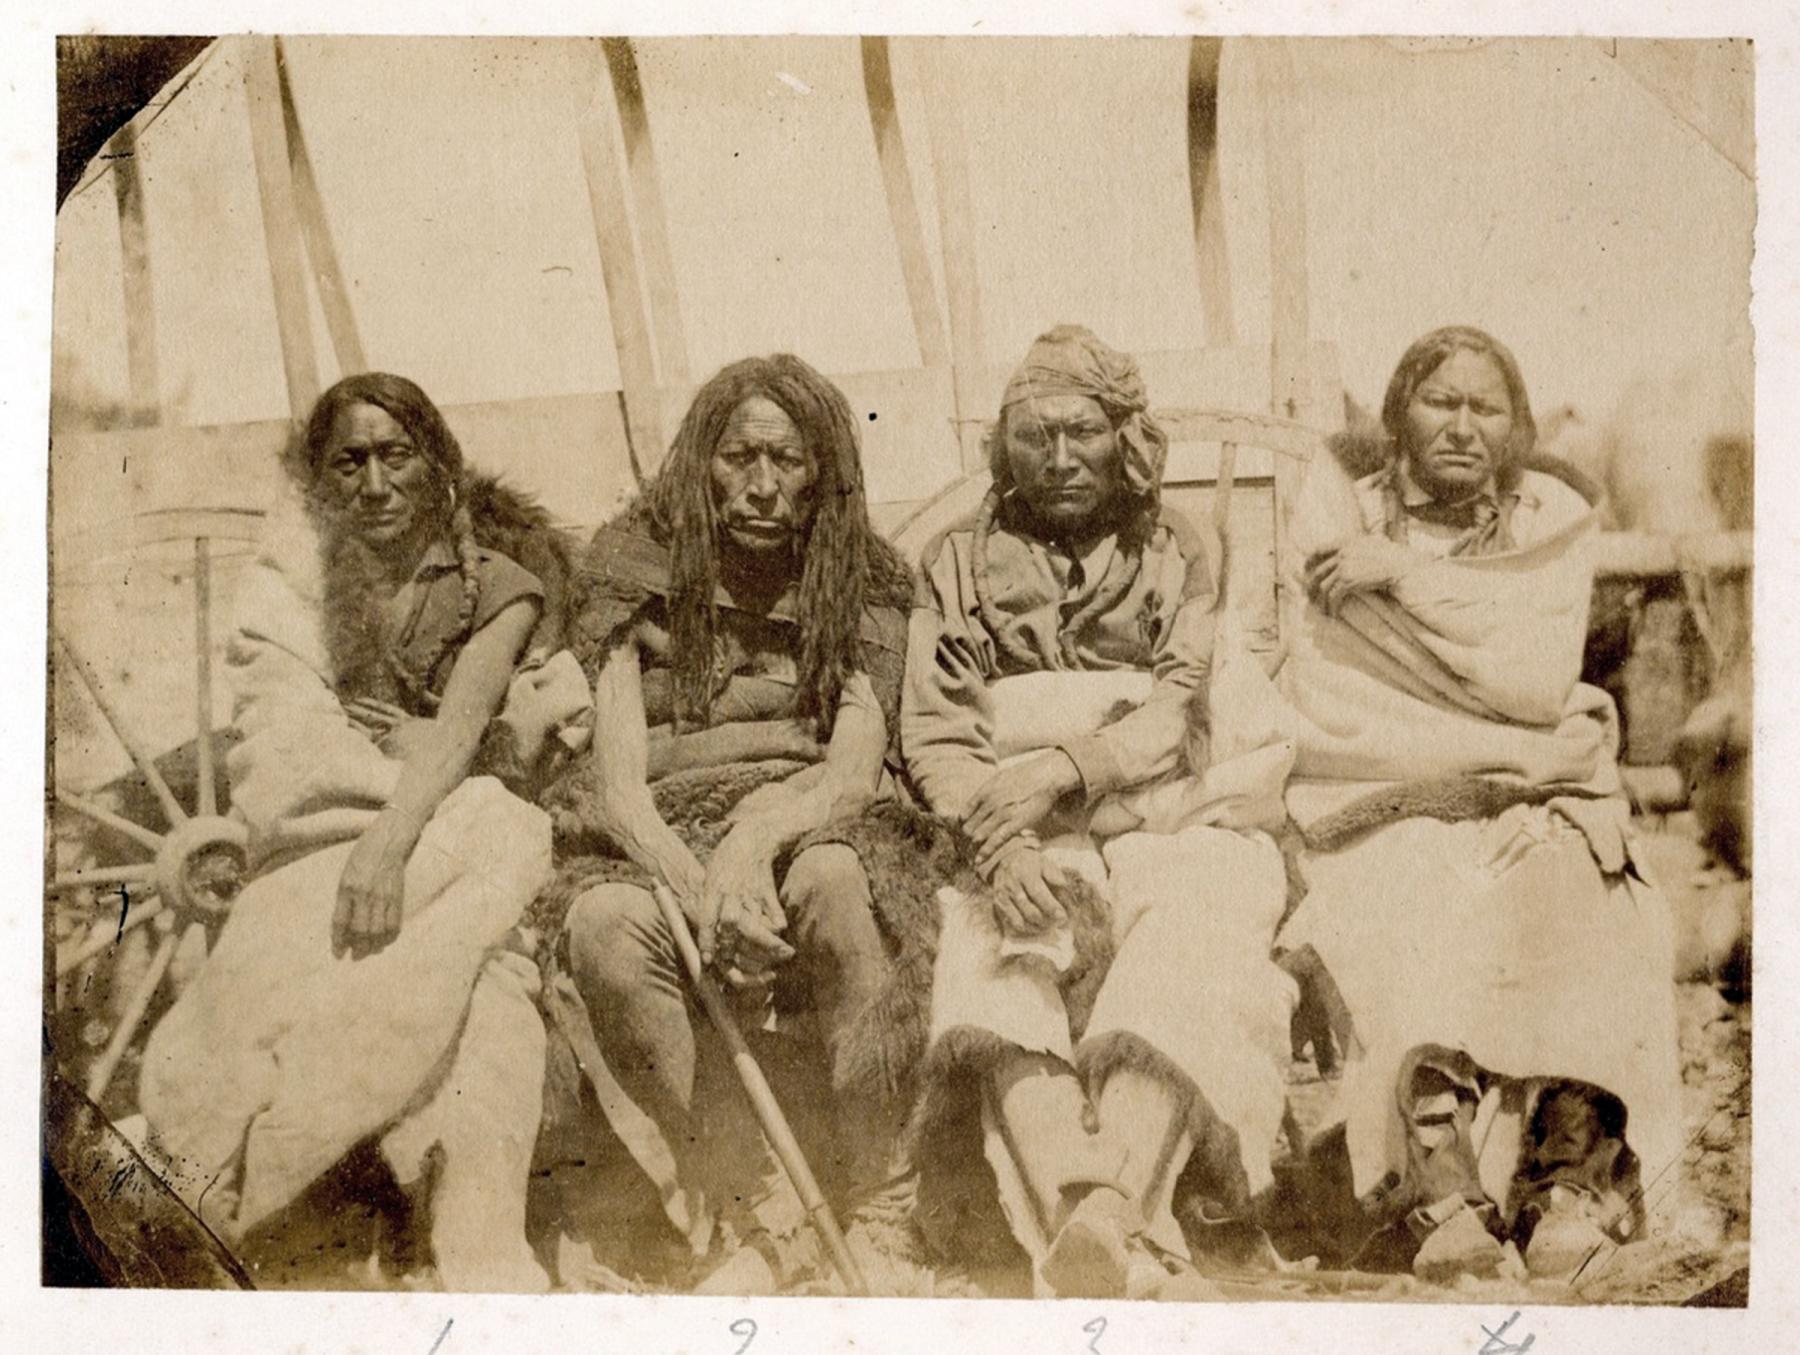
[526,653,1153,1274]
[523,517,935,1245]
[790,647,1299,1274]
[536,761,1119,1271]
[784,807,1297,1273]
[797,801,1122,1270]
[534,790,1116,1103]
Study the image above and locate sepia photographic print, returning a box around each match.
[22,7,1792,1349]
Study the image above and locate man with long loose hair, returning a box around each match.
[541,354,916,1292]
[139,372,584,1292]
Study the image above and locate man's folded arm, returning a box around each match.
[1055,542,1216,797]
[900,596,1003,823]
[382,596,540,838]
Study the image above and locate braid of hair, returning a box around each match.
[384,480,482,712]
[1053,531,1141,667]
[448,490,483,640]
[1380,452,1409,545]
[971,486,1039,673]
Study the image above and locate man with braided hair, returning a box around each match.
[141,374,589,1291]
[543,354,916,1293]
[902,326,1297,1299]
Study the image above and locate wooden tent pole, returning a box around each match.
[110,122,163,420]
[275,37,368,378]
[861,37,950,371]
[241,35,321,420]
[1187,37,1236,347]
[911,38,988,474]
[1255,38,1320,659]
[575,43,666,485]
[601,39,691,389]
[1256,38,1313,425]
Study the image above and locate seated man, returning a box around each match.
[1269,326,1683,1279]
[139,373,589,1292]
[542,354,916,1293]
[903,326,1297,1299]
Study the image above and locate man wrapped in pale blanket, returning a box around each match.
[901,326,1298,1300]
[1269,328,1684,1281]
[137,375,589,1291]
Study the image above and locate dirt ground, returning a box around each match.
[170,814,1753,1305]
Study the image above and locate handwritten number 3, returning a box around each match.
[1083,1316,1106,1354]
[730,1318,757,1355]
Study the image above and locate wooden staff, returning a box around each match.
[651,884,868,1296]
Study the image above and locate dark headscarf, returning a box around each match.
[991,324,1170,506]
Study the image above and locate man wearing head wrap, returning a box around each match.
[900,326,1297,1299]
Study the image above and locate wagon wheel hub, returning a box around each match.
[51,516,262,1106]
[153,815,248,923]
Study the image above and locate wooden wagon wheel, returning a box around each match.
[50,507,265,1104]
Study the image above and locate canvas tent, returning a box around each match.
[50,33,1752,789]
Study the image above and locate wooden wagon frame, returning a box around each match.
[44,34,1752,1286]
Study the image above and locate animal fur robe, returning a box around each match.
[136,482,562,1288]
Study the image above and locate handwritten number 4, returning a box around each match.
[1479,1312,1534,1355]
[1083,1316,1106,1354]
[730,1318,757,1355]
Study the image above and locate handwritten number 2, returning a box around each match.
[1083,1316,1106,1354]
[730,1318,757,1355]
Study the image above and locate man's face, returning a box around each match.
[710,396,818,556]
[319,401,436,552]
[1002,393,1124,534]
[1402,348,1515,501]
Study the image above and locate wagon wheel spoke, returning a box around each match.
[48,864,158,892]
[55,628,189,827]
[55,789,166,854]
[56,892,164,980]
[84,920,191,1104]
[193,536,218,817]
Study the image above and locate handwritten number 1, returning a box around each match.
[1083,1316,1106,1354]
[730,1317,757,1355]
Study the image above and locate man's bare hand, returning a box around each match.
[1304,535,1416,615]
[344,697,410,739]
[333,814,415,959]
[986,846,1071,936]
[377,717,439,762]
[697,828,794,980]
[964,750,1082,865]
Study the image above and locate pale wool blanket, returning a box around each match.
[1269,458,1683,1219]
[965,621,1295,968]
[991,615,1299,842]
[138,499,554,1247]
[930,647,1298,1248]
[1274,458,1620,824]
